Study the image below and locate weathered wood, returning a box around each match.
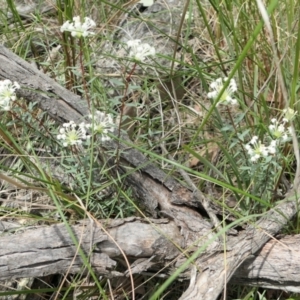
[232,235,300,292]
[180,189,300,299]
[1,219,300,293]
[0,218,182,280]
[0,45,89,123]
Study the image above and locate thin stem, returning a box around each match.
[79,38,91,110]
[115,62,137,166]
[226,106,248,160]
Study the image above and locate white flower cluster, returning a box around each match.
[0,79,20,111]
[126,39,156,62]
[246,110,294,162]
[60,16,96,38]
[57,111,114,147]
[138,0,153,6]
[283,107,296,122]
[268,118,291,143]
[57,121,89,147]
[180,12,194,20]
[86,111,114,142]
[207,77,237,106]
[245,136,270,162]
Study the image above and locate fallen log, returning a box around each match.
[1,219,300,293]
[232,234,300,293]
[0,218,182,281]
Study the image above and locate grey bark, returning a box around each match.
[0,218,181,281]
[1,219,300,293]
[232,234,300,293]
[0,44,89,124]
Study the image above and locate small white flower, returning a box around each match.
[268,118,291,143]
[126,39,156,62]
[0,79,20,111]
[268,139,278,154]
[180,12,194,20]
[207,77,237,106]
[60,16,96,38]
[138,0,153,6]
[283,107,296,122]
[245,136,269,162]
[57,121,89,147]
[87,111,114,142]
